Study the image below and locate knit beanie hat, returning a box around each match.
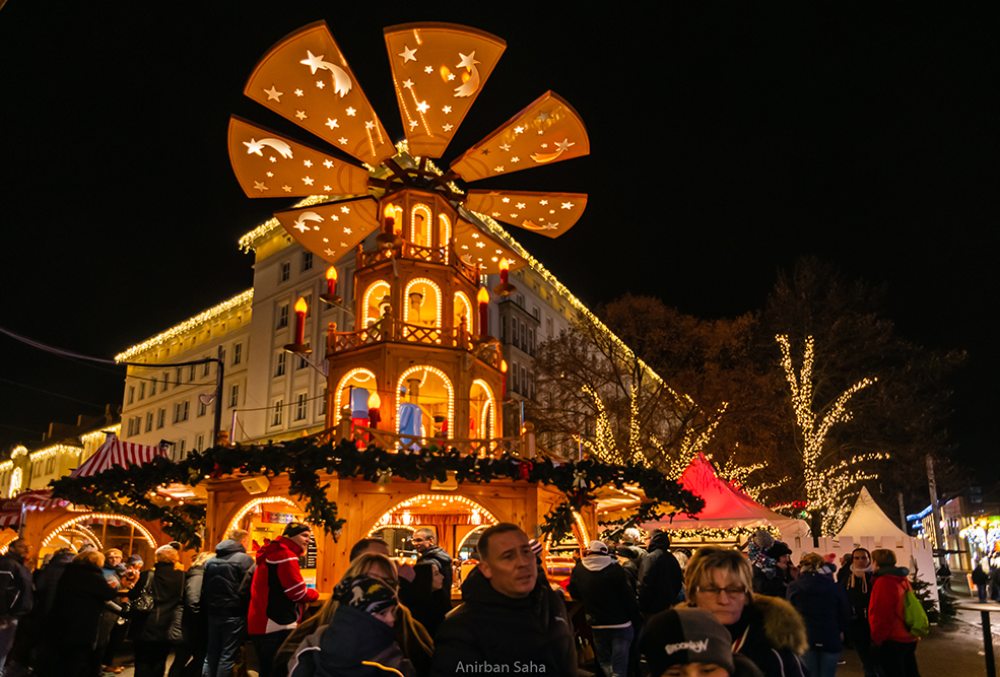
[766,541,792,559]
[752,529,775,550]
[283,522,311,539]
[640,608,735,676]
[334,575,397,615]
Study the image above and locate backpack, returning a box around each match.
[902,581,929,637]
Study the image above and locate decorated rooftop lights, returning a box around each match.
[228,21,590,261]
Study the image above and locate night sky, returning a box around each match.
[1,5,995,485]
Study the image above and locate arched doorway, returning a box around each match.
[38,513,158,565]
[396,366,454,443]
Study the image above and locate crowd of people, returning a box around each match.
[0,524,928,677]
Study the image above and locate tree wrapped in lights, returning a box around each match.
[776,334,885,534]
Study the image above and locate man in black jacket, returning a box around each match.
[201,529,255,677]
[401,528,450,635]
[637,530,683,617]
[569,541,641,677]
[432,523,576,677]
[0,538,33,675]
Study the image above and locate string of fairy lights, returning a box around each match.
[776,334,885,535]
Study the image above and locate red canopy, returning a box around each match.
[0,490,70,529]
[70,435,169,478]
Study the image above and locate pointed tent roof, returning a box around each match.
[639,453,794,533]
[837,486,908,539]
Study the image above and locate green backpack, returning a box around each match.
[902,581,930,637]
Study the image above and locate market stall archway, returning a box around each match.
[39,512,158,563]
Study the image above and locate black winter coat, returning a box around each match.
[841,571,874,622]
[288,605,415,677]
[130,562,185,644]
[786,572,850,653]
[637,532,682,614]
[567,557,640,627]
[416,545,453,588]
[43,560,119,647]
[202,539,254,618]
[34,551,75,619]
[0,552,33,617]
[432,567,576,677]
[723,596,808,677]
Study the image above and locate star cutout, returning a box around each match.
[301,51,326,73]
[416,101,430,114]
[346,107,356,116]
[476,241,486,248]
[561,202,574,210]
[536,112,550,122]
[303,160,312,167]
[313,226,320,231]
[403,79,414,89]
[264,85,283,101]
[295,89,304,97]
[295,110,307,120]
[541,143,548,148]
[447,73,456,81]
[324,186,332,191]
[510,213,519,218]
[513,126,524,135]
[331,215,339,221]
[481,149,490,156]
[323,160,333,168]
[539,200,548,205]
[341,206,351,214]
[500,143,511,151]
[303,176,314,186]
[325,118,339,129]
[253,181,268,192]
[399,45,417,63]
[409,121,418,129]
[365,120,375,130]
[555,139,575,152]
[443,123,453,132]
[494,166,504,172]
[343,227,352,234]
[266,172,273,177]
[457,52,480,69]
[325,248,336,256]
[511,157,520,163]
[316,80,325,89]
[516,203,526,209]
[293,223,309,233]
[340,242,348,247]
[472,234,479,238]
[537,130,544,135]
[282,185,292,192]
[492,212,501,217]
[339,137,348,145]
[269,156,277,163]
[424,66,433,74]
[442,105,452,114]
[502,198,511,203]
[461,245,468,250]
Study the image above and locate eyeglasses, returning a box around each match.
[696,585,747,597]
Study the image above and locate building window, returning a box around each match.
[521,367,527,398]
[298,353,308,370]
[157,409,166,429]
[189,364,196,381]
[164,372,170,388]
[512,362,519,394]
[203,358,211,377]
[277,303,290,329]
[139,382,146,400]
[520,322,526,351]
[198,399,207,417]
[178,439,187,460]
[272,399,284,427]
[230,384,240,408]
[145,412,154,432]
[546,317,553,338]
[128,386,135,405]
[45,457,55,474]
[196,434,204,451]
[280,262,291,283]
[302,251,313,271]
[295,392,307,421]
[275,352,286,377]
[174,401,189,423]
[233,343,243,365]
[176,368,182,386]
[533,306,540,321]
[528,329,535,356]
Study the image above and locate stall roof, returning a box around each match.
[837,486,908,540]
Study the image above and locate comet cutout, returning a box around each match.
[300,50,352,97]
[244,138,293,159]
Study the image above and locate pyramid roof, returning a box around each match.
[837,486,908,539]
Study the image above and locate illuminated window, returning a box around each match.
[362,281,392,327]
[470,380,496,439]
[396,366,454,441]
[438,214,451,262]
[45,457,55,474]
[454,292,472,331]
[335,369,377,413]
[411,204,433,247]
[403,279,441,331]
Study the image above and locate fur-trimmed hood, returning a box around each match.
[746,594,809,655]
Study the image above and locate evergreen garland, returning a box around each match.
[50,438,704,548]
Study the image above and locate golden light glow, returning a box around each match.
[368,392,381,409]
[498,258,509,273]
[396,366,454,440]
[472,379,496,439]
[410,204,433,247]
[8,469,22,496]
[335,368,378,412]
[477,287,489,305]
[80,426,120,445]
[11,447,27,459]
[363,281,392,326]
[384,203,397,219]
[403,278,442,335]
[500,359,507,374]
[41,514,157,550]
[227,496,302,537]
[29,445,81,462]
[368,493,498,535]
[116,290,253,362]
[295,297,309,315]
[326,267,338,282]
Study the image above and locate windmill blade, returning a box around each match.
[244,21,396,167]
[450,91,589,182]
[274,196,380,265]
[453,219,527,274]
[383,22,506,159]
[228,117,370,198]
[465,190,587,239]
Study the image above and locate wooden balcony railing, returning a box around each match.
[326,318,503,370]
[356,241,479,285]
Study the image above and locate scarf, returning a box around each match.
[847,563,872,593]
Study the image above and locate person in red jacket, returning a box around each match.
[248,522,319,677]
[868,548,921,677]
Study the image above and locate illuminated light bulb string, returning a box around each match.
[776,334,886,535]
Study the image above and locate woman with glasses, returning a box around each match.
[680,547,807,677]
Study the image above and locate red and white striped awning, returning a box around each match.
[0,490,71,529]
[70,435,169,478]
